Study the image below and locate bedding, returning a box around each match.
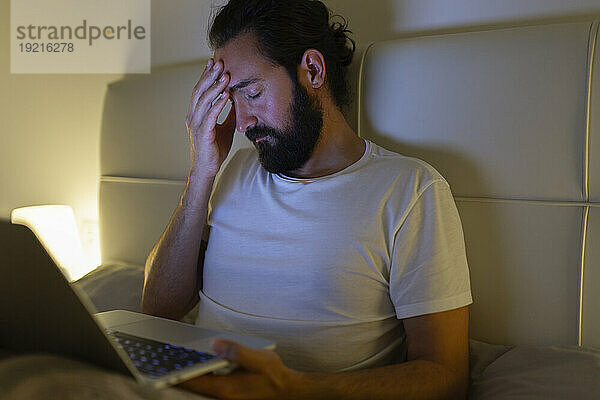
[0,353,211,400]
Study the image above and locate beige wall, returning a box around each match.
[0,0,119,230]
[2,0,600,237]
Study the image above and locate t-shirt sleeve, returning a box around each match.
[389,179,472,319]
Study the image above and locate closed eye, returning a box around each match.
[247,92,262,100]
[229,90,261,105]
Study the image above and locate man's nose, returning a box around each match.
[235,102,258,132]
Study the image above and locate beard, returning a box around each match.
[244,79,324,174]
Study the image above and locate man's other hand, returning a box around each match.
[177,339,303,400]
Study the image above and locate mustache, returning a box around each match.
[245,125,282,142]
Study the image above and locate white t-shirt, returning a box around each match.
[196,139,472,372]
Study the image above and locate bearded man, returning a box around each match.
[142,1,472,398]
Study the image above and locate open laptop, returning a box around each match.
[0,222,275,389]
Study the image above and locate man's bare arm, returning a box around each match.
[294,306,470,399]
[179,306,470,400]
[141,174,215,320]
[141,58,236,320]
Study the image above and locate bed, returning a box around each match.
[2,19,600,399]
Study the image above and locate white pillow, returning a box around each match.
[72,262,145,313]
[72,262,198,324]
[470,344,600,399]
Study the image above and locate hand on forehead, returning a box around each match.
[212,32,269,86]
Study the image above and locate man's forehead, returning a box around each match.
[223,65,265,93]
[216,59,264,91]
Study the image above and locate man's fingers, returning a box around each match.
[186,59,214,123]
[186,59,224,126]
[199,91,231,133]
[192,72,229,126]
[212,339,273,375]
[188,73,230,133]
[178,340,292,399]
[191,59,218,106]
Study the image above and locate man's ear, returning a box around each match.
[300,49,326,89]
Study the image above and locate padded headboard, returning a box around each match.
[359,21,599,348]
[99,20,599,349]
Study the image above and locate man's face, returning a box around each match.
[245,79,323,173]
[214,32,323,174]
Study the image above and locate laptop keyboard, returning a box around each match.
[106,329,216,378]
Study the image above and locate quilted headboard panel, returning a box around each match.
[359,21,599,348]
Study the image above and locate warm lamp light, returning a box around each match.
[11,205,100,281]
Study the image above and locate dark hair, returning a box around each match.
[208,0,355,109]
